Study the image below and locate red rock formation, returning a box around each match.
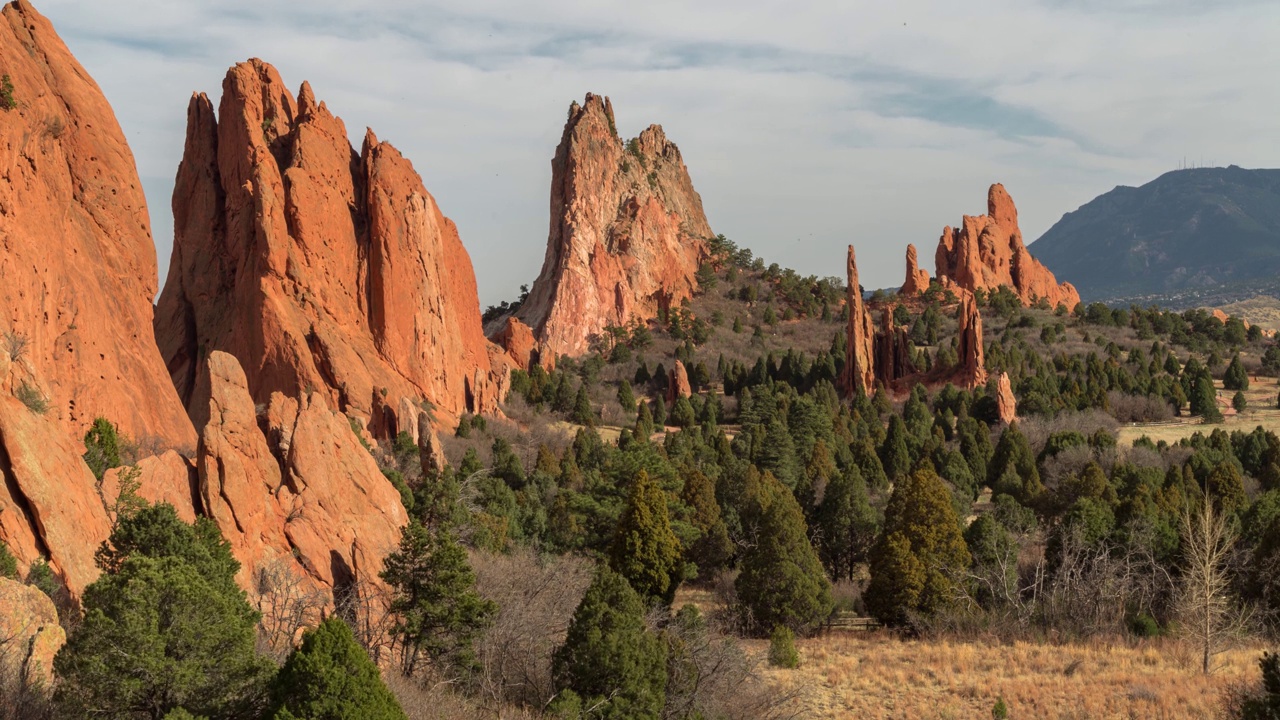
[843,246,877,397]
[0,390,111,599]
[0,577,64,687]
[155,60,509,436]
[514,94,712,359]
[902,244,931,296]
[0,0,195,450]
[996,372,1017,425]
[873,307,916,389]
[934,184,1080,310]
[955,293,988,389]
[493,316,548,372]
[194,351,406,598]
[101,451,198,524]
[666,360,692,405]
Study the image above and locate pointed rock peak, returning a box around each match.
[567,92,617,137]
[362,127,379,156]
[297,80,317,116]
[988,182,1019,233]
[902,243,930,295]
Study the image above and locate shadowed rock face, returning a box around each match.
[934,184,1080,310]
[514,93,713,359]
[0,0,195,450]
[156,59,509,436]
[955,293,988,390]
[873,307,915,389]
[843,247,877,397]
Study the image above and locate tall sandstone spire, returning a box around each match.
[0,0,194,449]
[843,246,876,396]
[155,60,509,435]
[0,0,197,599]
[933,184,1080,310]
[512,93,713,360]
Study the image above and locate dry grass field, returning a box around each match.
[754,632,1263,719]
[1118,377,1280,447]
[1216,296,1280,333]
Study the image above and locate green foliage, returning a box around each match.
[552,566,667,720]
[55,505,271,719]
[1224,354,1250,391]
[1238,651,1280,719]
[609,471,683,605]
[814,466,878,580]
[269,618,406,720]
[571,384,595,426]
[767,626,799,669]
[15,381,47,413]
[0,539,16,580]
[25,558,59,600]
[992,696,1009,720]
[866,465,971,626]
[380,520,495,679]
[0,75,14,111]
[1235,391,1249,413]
[83,417,124,481]
[1191,371,1223,422]
[987,422,1043,504]
[735,472,833,635]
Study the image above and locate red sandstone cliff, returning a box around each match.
[0,0,195,450]
[155,60,509,436]
[956,293,988,390]
[512,94,713,359]
[933,184,1080,310]
[843,246,877,396]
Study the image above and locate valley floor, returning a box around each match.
[753,633,1261,719]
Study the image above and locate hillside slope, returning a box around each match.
[1032,166,1280,302]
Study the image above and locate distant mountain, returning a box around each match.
[1031,166,1280,303]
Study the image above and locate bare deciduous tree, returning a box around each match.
[1176,491,1252,674]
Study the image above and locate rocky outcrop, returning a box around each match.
[873,307,915,389]
[955,293,988,389]
[902,244,931,296]
[514,94,713,359]
[0,577,64,687]
[195,351,407,599]
[0,0,195,450]
[155,60,509,437]
[843,246,877,397]
[666,360,692,405]
[101,451,198,524]
[995,372,1017,425]
[934,185,1080,310]
[0,388,111,600]
[493,316,547,372]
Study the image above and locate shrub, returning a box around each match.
[1234,391,1249,413]
[0,75,14,111]
[992,696,1008,719]
[767,626,799,668]
[15,381,47,414]
[83,417,124,481]
[0,541,16,580]
[268,617,406,720]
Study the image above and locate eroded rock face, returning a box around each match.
[0,577,64,687]
[493,316,547,372]
[195,351,407,600]
[955,293,988,390]
[902,244,931,296]
[666,360,692,405]
[156,59,508,437]
[996,372,1017,425]
[514,94,712,359]
[0,390,111,600]
[101,451,198,524]
[0,0,195,450]
[934,185,1080,310]
[843,246,876,397]
[873,307,915,389]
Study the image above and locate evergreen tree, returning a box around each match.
[669,396,697,428]
[380,520,495,678]
[571,384,595,426]
[1191,372,1223,423]
[0,540,17,580]
[552,567,667,720]
[865,464,971,626]
[813,465,878,580]
[609,471,683,605]
[269,618,406,720]
[83,416,124,481]
[1234,391,1249,414]
[634,400,655,439]
[735,472,833,634]
[987,422,1043,504]
[1224,354,1250,391]
[680,469,733,577]
[879,415,912,482]
[55,505,272,718]
[617,380,636,411]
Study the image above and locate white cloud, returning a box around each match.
[31,0,1280,303]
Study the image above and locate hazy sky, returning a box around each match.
[34,0,1280,306]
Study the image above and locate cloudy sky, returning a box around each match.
[34,0,1280,306]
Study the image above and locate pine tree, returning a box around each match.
[609,471,683,605]
[865,464,971,626]
[380,520,496,678]
[879,415,913,482]
[1224,354,1250,391]
[1192,371,1223,423]
[669,396,697,428]
[1234,391,1249,414]
[681,469,733,577]
[735,472,833,635]
[552,567,667,720]
[269,618,406,720]
[617,380,636,411]
[571,384,595,426]
[987,422,1043,504]
[634,400,655,439]
[814,466,879,580]
[0,540,16,579]
[55,505,272,718]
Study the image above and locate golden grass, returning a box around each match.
[1118,377,1280,446]
[754,632,1262,719]
[1216,296,1280,332]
